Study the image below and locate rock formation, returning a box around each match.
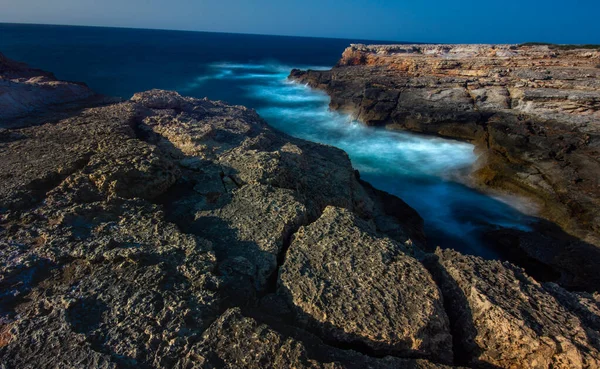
[290,43,600,290]
[176,308,458,369]
[1,52,599,369]
[279,206,452,362]
[425,249,600,368]
[0,51,100,124]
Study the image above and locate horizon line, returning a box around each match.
[0,21,420,44]
[2,21,595,46]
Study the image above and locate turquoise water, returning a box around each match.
[0,24,533,258]
[192,63,532,257]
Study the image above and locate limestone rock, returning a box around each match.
[0,199,219,369]
[176,308,458,369]
[279,206,453,363]
[0,79,427,368]
[424,248,600,369]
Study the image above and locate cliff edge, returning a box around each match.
[291,44,600,288]
[291,44,600,242]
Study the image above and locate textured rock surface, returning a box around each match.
[2,53,599,369]
[290,43,600,290]
[424,248,600,369]
[279,206,452,362]
[176,308,458,369]
[0,52,97,123]
[0,81,432,366]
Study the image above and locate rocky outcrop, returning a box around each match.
[279,206,452,362]
[290,43,600,290]
[424,249,600,369]
[0,52,98,124]
[0,76,435,366]
[1,54,599,369]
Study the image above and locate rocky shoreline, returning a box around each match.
[290,43,600,291]
[1,52,600,368]
[0,52,112,126]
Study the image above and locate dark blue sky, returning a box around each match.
[1,0,598,44]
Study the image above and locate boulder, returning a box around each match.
[424,248,600,368]
[279,206,452,363]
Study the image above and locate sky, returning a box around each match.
[0,0,599,44]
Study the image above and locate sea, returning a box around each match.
[0,23,534,258]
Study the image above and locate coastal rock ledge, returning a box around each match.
[1,53,600,368]
[0,52,99,123]
[291,43,600,291]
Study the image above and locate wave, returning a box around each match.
[209,62,269,70]
[178,70,234,92]
[178,62,330,93]
[175,60,533,256]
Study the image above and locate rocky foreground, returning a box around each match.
[291,43,600,291]
[1,53,600,368]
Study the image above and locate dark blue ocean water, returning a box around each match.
[0,23,534,258]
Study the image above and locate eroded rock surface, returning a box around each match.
[176,308,458,369]
[0,83,432,367]
[290,43,600,290]
[1,55,599,369]
[424,248,600,369]
[279,206,452,363]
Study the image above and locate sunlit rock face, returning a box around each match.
[279,206,453,363]
[425,248,600,369]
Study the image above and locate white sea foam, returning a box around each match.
[254,79,476,177]
[210,62,269,69]
[232,73,282,79]
[180,62,331,92]
[178,70,234,92]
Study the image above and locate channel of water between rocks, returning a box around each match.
[178,62,536,259]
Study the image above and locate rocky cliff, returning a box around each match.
[1,53,599,369]
[290,43,600,290]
